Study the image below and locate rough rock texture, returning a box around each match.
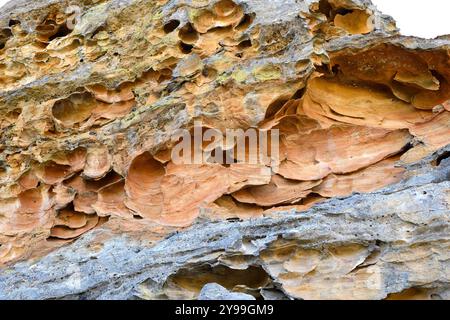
[198,283,256,300]
[0,0,449,300]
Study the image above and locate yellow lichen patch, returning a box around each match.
[253,64,282,82]
[231,69,248,83]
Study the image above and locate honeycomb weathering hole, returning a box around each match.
[163,20,180,34]
[214,0,238,17]
[51,85,136,131]
[231,175,321,207]
[179,42,194,54]
[86,83,135,104]
[330,44,450,109]
[36,161,72,185]
[435,151,450,166]
[190,0,246,36]
[8,20,20,27]
[83,146,112,180]
[49,206,104,240]
[151,264,270,299]
[18,188,44,214]
[47,24,72,42]
[124,152,165,220]
[35,11,77,45]
[235,13,254,31]
[52,93,96,127]
[333,10,374,34]
[0,28,13,50]
[303,77,436,129]
[178,23,199,44]
[193,10,216,33]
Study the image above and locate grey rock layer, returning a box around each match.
[198,283,255,300]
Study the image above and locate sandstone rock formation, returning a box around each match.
[198,283,256,300]
[0,0,449,300]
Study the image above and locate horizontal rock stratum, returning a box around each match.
[0,0,449,300]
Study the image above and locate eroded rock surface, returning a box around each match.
[0,0,449,300]
[198,283,256,300]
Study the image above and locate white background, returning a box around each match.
[0,0,449,38]
[373,0,450,38]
